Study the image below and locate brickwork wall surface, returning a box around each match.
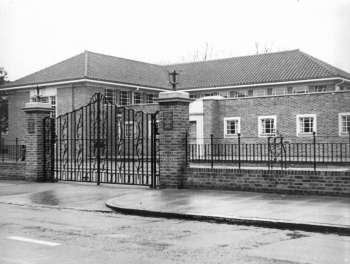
[0,162,25,180]
[184,167,350,196]
[126,103,159,113]
[159,101,190,188]
[204,92,350,143]
[24,110,52,181]
[7,90,30,141]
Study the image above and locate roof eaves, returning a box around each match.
[178,76,345,91]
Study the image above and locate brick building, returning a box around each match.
[1,49,350,143]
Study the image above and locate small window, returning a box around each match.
[219,91,228,98]
[120,91,131,106]
[258,115,276,137]
[105,89,114,103]
[293,86,309,94]
[229,90,246,98]
[287,87,293,94]
[296,114,316,136]
[50,96,56,107]
[237,91,246,98]
[254,89,266,97]
[248,89,254,97]
[224,117,240,137]
[40,96,49,103]
[134,92,142,104]
[229,91,238,98]
[266,88,273,96]
[146,94,155,104]
[49,96,56,114]
[314,85,327,92]
[339,113,350,136]
[203,92,219,97]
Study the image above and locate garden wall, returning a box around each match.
[184,167,350,196]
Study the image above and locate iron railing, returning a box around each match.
[186,133,350,171]
[0,137,26,162]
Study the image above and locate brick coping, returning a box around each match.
[188,165,350,175]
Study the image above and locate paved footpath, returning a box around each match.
[106,188,350,234]
[0,181,349,234]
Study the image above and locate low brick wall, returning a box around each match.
[184,167,350,196]
[0,162,25,180]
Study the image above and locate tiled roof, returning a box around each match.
[2,49,350,90]
[164,50,350,90]
[86,51,169,89]
[4,52,86,87]
[2,51,170,89]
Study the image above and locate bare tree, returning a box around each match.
[255,42,260,55]
[191,42,212,62]
[0,67,7,84]
[0,67,8,135]
[254,41,275,54]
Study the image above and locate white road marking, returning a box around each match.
[7,236,61,246]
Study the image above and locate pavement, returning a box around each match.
[0,180,349,235]
[105,188,350,235]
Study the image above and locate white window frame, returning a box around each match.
[119,91,131,106]
[134,92,142,104]
[258,115,277,137]
[146,94,155,104]
[339,112,350,136]
[296,114,317,136]
[104,88,117,104]
[224,117,240,137]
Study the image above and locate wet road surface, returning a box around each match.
[0,181,349,263]
[1,203,350,264]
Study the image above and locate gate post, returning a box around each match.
[22,102,53,181]
[157,91,192,188]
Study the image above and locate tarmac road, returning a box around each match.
[0,181,349,264]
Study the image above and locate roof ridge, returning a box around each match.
[84,50,88,77]
[85,50,165,68]
[163,49,301,67]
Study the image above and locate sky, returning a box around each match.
[0,0,349,81]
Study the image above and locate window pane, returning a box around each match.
[342,115,350,133]
[261,118,275,136]
[50,96,56,106]
[266,88,273,96]
[105,89,114,103]
[146,94,154,104]
[300,117,314,133]
[226,120,238,135]
[120,91,131,106]
[134,92,142,104]
[41,96,49,103]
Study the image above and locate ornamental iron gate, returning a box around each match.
[44,93,159,188]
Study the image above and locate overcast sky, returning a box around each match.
[0,0,349,80]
